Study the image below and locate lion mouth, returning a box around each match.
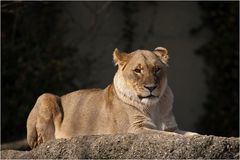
[138,94,157,99]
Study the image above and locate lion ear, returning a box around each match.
[153,47,169,65]
[113,48,129,69]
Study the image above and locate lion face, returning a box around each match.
[113,47,169,105]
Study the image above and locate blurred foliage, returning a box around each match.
[192,2,239,136]
[2,2,78,142]
[121,2,137,52]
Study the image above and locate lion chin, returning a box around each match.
[26,47,199,149]
[140,98,159,106]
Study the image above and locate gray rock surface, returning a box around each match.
[1,133,239,159]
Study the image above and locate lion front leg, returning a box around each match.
[131,127,199,137]
[128,126,180,136]
[174,129,200,136]
[27,93,63,148]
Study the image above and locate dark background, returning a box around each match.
[1,1,239,143]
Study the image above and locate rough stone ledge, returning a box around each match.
[1,133,239,159]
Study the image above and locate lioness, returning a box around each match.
[27,47,198,148]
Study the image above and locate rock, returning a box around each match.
[1,133,239,159]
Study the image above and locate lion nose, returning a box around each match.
[144,85,157,92]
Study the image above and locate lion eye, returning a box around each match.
[154,67,161,73]
[134,68,141,73]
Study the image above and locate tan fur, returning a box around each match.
[27,47,198,148]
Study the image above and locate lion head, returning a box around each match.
[113,47,169,107]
